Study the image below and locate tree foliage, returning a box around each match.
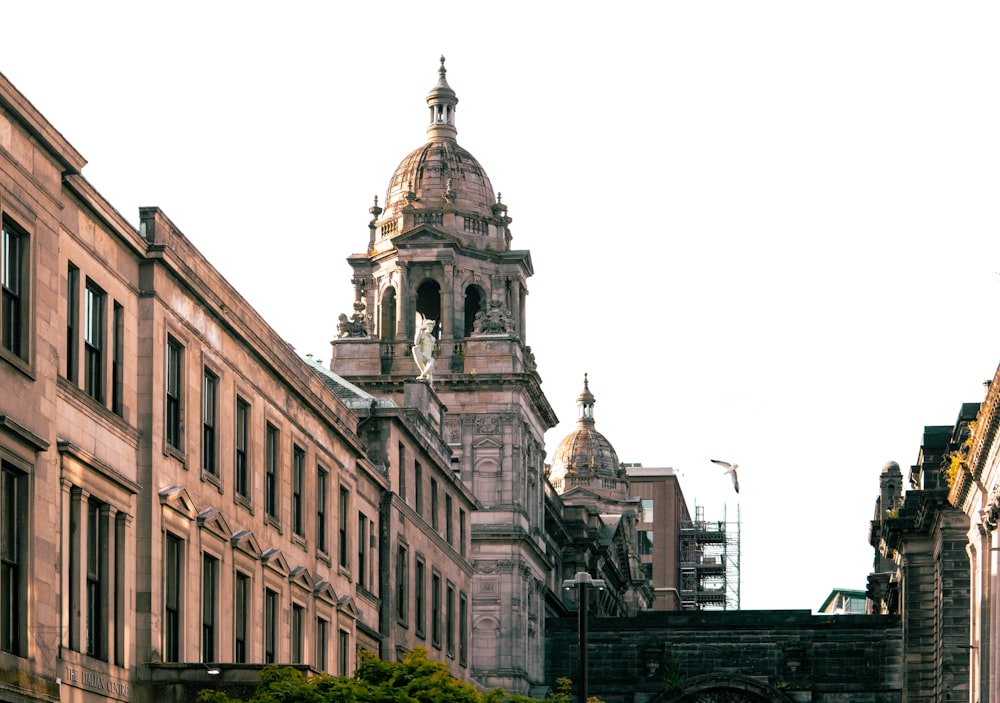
[197,649,598,703]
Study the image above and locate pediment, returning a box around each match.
[314,580,339,606]
[560,486,602,502]
[197,508,233,541]
[394,224,460,248]
[158,485,198,519]
[289,565,314,592]
[472,436,502,450]
[337,595,359,619]
[230,529,261,559]
[261,548,290,577]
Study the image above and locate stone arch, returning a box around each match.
[655,674,796,703]
[415,278,441,337]
[463,284,486,337]
[473,457,499,507]
[472,615,500,672]
[379,286,397,341]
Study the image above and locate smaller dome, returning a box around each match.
[549,375,623,491]
[882,461,900,474]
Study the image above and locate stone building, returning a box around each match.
[0,66,477,703]
[329,57,557,696]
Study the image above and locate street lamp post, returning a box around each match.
[562,571,606,703]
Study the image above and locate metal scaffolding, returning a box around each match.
[679,503,741,610]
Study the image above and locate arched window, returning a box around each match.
[463,286,484,337]
[415,280,441,336]
[380,288,397,341]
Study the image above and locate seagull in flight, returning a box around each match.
[710,459,740,493]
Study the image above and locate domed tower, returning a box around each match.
[330,59,557,696]
[549,374,628,502]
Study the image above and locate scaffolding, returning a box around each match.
[678,503,741,610]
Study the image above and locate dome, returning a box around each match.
[882,461,901,474]
[548,375,623,491]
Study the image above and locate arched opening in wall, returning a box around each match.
[472,615,499,672]
[380,287,397,341]
[473,458,499,507]
[464,285,485,337]
[415,280,441,337]
[654,674,795,703]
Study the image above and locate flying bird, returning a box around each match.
[710,459,740,493]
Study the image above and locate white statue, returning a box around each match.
[413,319,437,382]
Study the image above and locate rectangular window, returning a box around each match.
[415,461,423,515]
[415,558,426,638]
[397,443,407,499]
[430,478,439,531]
[0,462,25,656]
[445,494,453,545]
[292,446,305,536]
[165,337,183,449]
[459,509,467,558]
[339,488,349,568]
[641,498,654,524]
[164,533,182,662]
[638,530,654,555]
[235,398,250,498]
[459,592,468,666]
[86,500,105,659]
[338,629,350,676]
[431,572,442,648]
[234,571,250,663]
[396,545,408,623]
[1,220,28,360]
[202,370,218,476]
[265,423,279,520]
[316,467,328,553]
[291,603,304,663]
[66,263,79,381]
[357,512,367,589]
[315,617,328,671]
[446,583,455,657]
[111,302,124,416]
[264,588,278,663]
[202,554,218,662]
[84,281,105,402]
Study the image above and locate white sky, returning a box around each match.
[4,2,999,612]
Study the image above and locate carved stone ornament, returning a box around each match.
[473,300,515,335]
[476,415,500,435]
[445,418,461,444]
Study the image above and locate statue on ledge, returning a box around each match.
[413,319,437,383]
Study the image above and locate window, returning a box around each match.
[459,509,467,558]
[317,467,328,553]
[235,398,250,499]
[202,554,218,661]
[66,264,79,381]
[315,617,328,671]
[415,461,423,515]
[202,370,218,476]
[111,302,124,416]
[292,446,305,537]
[641,498,654,524]
[1,462,25,656]
[164,533,182,662]
[234,571,250,663]
[1,219,28,360]
[430,478,438,531]
[165,338,183,449]
[86,500,106,659]
[338,629,350,676]
[396,545,408,623]
[357,513,367,589]
[264,588,278,663]
[415,558,426,638]
[398,443,406,499]
[339,488,349,569]
[638,530,654,555]
[459,592,468,666]
[265,423,279,521]
[445,494,453,545]
[446,583,455,656]
[291,603,304,663]
[431,572,442,648]
[84,281,105,402]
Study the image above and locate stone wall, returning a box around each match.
[546,610,902,703]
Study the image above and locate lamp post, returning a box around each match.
[562,571,606,703]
